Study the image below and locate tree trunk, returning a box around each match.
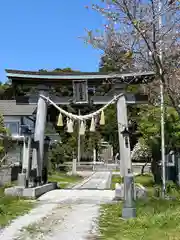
[151,158,161,184]
[141,159,149,175]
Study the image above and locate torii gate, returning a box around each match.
[6,69,155,186]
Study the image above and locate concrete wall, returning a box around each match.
[132,163,151,174]
[58,162,152,174]
[6,148,21,164]
[0,166,20,186]
[93,163,151,173]
[99,145,113,162]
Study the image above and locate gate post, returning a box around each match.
[32,89,48,185]
[117,95,135,218]
[116,95,132,176]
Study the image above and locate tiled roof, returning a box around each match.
[0,100,36,116]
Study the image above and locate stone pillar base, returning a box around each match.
[72,158,77,175]
[122,207,136,219]
[18,173,26,187]
[5,183,57,199]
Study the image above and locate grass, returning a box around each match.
[48,171,83,188]
[98,174,180,239]
[111,174,122,190]
[111,173,154,195]
[111,173,154,189]
[0,184,34,227]
[0,172,83,227]
[99,199,180,240]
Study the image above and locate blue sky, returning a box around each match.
[0,1,104,82]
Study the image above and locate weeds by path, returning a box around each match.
[99,174,180,239]
[111,173,153,190]
[99,198,180,240]
[0,171,82,227]
[0,184,34,227]
[48,171,83,188]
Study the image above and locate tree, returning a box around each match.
[86,0,180,113]
[131,140,152,174]
[39,68,80,73]
[0,114,6,157]
[100,103,141,155]
[98,35,141,154]
[99,48,133,72]
[137,105,180,182]
[100,105,119,154]
[0,115,16,166]
[49,135,77,171]
[0,82,15,100]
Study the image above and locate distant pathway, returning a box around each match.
[73,171,112,190]
[0,171,113,240]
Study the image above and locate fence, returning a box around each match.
[57,162,151,173]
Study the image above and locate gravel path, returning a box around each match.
[0,171,113,240]
[17,203,100,240]
[73,171,111,189]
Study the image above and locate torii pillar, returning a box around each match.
[32,86,48,184]
[116,94,132,177]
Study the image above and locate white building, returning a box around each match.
[0,100,36,163]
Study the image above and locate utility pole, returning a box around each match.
[159,0,166,198]
[77,109,81,165]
